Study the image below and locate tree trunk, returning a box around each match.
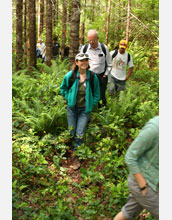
[61,0,67,60]
[16,0,23,71]
[55,0,59,21]
[46,0,52,66]
[28,0,36,69]
[68,0,72,24]
[37,0,41,39]
[80,0,86,45]
[52,0,59,28]
[126,0,131,43]
[69,0,80,67]
[105,0,111,45]
[23,0,27,67]
[39,0,44,36]
[91,0,95,22]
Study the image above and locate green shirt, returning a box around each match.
[125,116,159,191]
[60,70,100,114]
[76,81,86,107]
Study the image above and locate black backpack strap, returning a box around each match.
[112,50,131,64]
[112,49,118,60]
[68,71,77,90]
[100,43,106,57]
[83,43,89,53]
[127,53,131,64]
[68,71,95,94]
[100,43,107,73]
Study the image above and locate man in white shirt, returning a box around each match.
[36,38,46,63]
[109,40,134,97]
[80,30,112,108]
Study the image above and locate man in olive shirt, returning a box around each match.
[114,116,159,220]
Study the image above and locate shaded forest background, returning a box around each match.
[13,0,159,70]
[12,0,159,220]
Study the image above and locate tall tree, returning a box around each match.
[23,0,27,67]
[46,0,52,66]
[126,0,131,42]
[91,0,95,22]
[61,0,67,60]
[105,0,111,45]
[69,0,80,67]
[52,0,59,28]
[28,0,36,69]
[80,0,86,45]
[16,0,23,71]
[39,0,44,36]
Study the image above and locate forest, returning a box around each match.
[12,0,159,219]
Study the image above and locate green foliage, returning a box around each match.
[13,52,158,219]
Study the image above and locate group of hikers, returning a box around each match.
[36,37,69,63]
[60,29,159,220]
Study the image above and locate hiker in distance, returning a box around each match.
[109,40,134,98]
[80,29,112,108]
[60,53,100,170]
[113,116,159,220]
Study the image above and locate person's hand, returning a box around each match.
[103,74,107,78]
[141,187,148,196]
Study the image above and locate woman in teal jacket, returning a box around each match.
[60,53,100,169]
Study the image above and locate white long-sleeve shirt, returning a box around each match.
[80,42,112,76]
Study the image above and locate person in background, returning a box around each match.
[60,53,100,170]
[63,45,69,60]
[52,36,60,59]
[113,116,159,220]
[109,40,133,98]
[80,30,112,108]
[36,38,46,63]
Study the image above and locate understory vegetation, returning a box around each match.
[12,44,159,220]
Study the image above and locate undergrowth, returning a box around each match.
[12,51,158,220]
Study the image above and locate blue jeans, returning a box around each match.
[67,106,91,150]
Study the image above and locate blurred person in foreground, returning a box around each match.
[114,116,159,220]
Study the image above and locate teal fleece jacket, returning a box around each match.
[60,70,100,114]
[125,116,159,191]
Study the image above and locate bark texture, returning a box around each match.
[61,0,67,60]
[106,0,111,45]
[16,0,23,70]
[46,0,52,66]
[28,0,36,69]
[69,0,81,67]
[39,0,44,35]
[23,0,27,67]
[126,0,131,42]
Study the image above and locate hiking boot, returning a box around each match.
[72,156,81,170]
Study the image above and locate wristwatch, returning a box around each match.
[140,185,147,191]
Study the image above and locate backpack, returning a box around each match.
[68,71,95,94]
[83,43,107,57]
[112,48,131,64]
[83,43,107,73]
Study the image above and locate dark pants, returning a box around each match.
[97,73,108,107]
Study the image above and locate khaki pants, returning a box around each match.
[122,176,159,220]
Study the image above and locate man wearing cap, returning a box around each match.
[109,40,134,97]
[80,30,112,108]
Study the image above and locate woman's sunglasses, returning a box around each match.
[77,53,89,58]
